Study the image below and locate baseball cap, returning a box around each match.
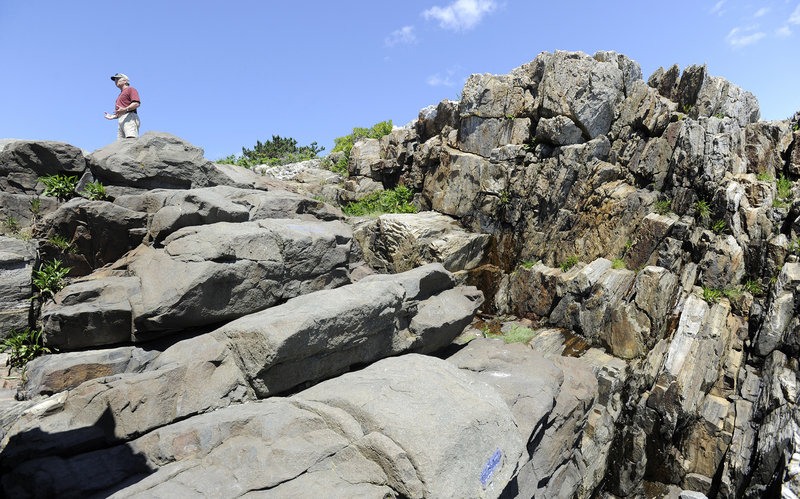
[110,73,129,81]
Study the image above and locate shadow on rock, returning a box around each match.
[0,408,154,498]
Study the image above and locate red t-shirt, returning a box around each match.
[115,87,140,113]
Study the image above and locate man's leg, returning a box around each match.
[120,113,140,139]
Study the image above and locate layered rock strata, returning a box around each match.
[2,49,800,498]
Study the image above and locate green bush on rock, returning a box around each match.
[328,120,394,176]
[217,135,324,168]
[341,185,416,217]
[32,260,70,300]
[1,328,52,368]
[38,174,78,199]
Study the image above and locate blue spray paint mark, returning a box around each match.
[480,448,502,486]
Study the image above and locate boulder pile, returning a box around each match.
[1,50,799,498]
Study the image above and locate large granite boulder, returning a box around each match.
[88,132,233,192]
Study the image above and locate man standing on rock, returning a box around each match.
[104,73,140,140]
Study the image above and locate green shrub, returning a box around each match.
[48,235,76,253]
[499,190,510,205]
[38,174,78,199]
[694,200,711,220]
[1,328,52,368]
[612,258,626,270]
[723,287,742,299]
[83,181,107,200]
[2,217,20,234]
[327,120,394,176]
[742,279,763,296]
[332,120,393,156]
[560,256,579,272]
[757,172,775,182]
[218,135,324,168]
[501,325,538,344]
[29,197,41,217]
[32,260,70,300]
[341,186,417,217]
[520,260,537,269]
[653,200,672,215]
[330,156,349,176]
[702,286,723,303]
[711,219,727,235]
[620,239,633,257]
[789,238,800,255]
[777,174,793,200]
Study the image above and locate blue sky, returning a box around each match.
[1,0,799,161]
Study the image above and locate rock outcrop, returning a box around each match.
[327,49,798,497]
[2,49,800,498]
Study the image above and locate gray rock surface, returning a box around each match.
[113,184,344,244]
[535,115,584,145]
[2,265,485,497]
[34,197,148,274]
[0,236,36,336]
[536,51,635,139]
[3,355,523,498]
[41,218,354,349]
[0,140,87,195]
[352,211,491,273]
[6,264,480,432]
[88,131,232,191]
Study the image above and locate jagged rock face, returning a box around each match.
[344,49,798,497]
[383,51,771,276]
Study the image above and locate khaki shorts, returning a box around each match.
[118,112,140,139]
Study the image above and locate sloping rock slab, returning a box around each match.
[3,264,483,467]
[448,338,599,498]
[209,263,483,397]
[41,218,354,349]
[2,355,522,498]
[21,346,158,398]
